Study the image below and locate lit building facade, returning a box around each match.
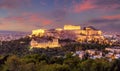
[32,29,45,36]
[64,25,81,30]
[30,38,61,48]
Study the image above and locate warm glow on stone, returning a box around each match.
[64,25,81,30]
[98,30,102,35]
[55,28,63,31]
[32,29,45,36]
[30,39,60,48]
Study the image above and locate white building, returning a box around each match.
[105,47,120,53]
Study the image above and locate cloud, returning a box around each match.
[0,13,55,31]
[94,0,120,11]
[28,14,53,25]
[73,0,96,13]
[0,0,31,10]
[100,22,120,34]
[89,18,120,23]
[89,14,120,23]
[95,0,120,6]
[52,9,68,22]
[72,0,120,13]
[103,14,120,20]
[87,14,120,33]
[0,13,54,27]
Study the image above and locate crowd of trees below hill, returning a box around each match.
[0,36,31,56]
[0,37,119,71]
[0,54,120,71]
[0,36,111,57]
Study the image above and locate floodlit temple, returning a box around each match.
[30,25,105,48]
[32,29,45,36]
[64,25,81,30]
[30,38,60,48]
[31,25,102,36]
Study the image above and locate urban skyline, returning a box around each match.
[0,0,120,34]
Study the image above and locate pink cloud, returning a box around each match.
[73,0,96,13]
[0,13,54,31]
[0,0,31,9]
[0,13,53,26]
[29,14,53,25]
[103,14,120,20]
[72,0,120,13]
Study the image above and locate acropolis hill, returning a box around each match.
[30,25,106,48]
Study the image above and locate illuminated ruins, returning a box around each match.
[30,25,105,48]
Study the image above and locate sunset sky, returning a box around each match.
[0,0,120,34]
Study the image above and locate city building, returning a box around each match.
[105,47,120,53]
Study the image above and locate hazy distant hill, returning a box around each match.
[0,30,30,34]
